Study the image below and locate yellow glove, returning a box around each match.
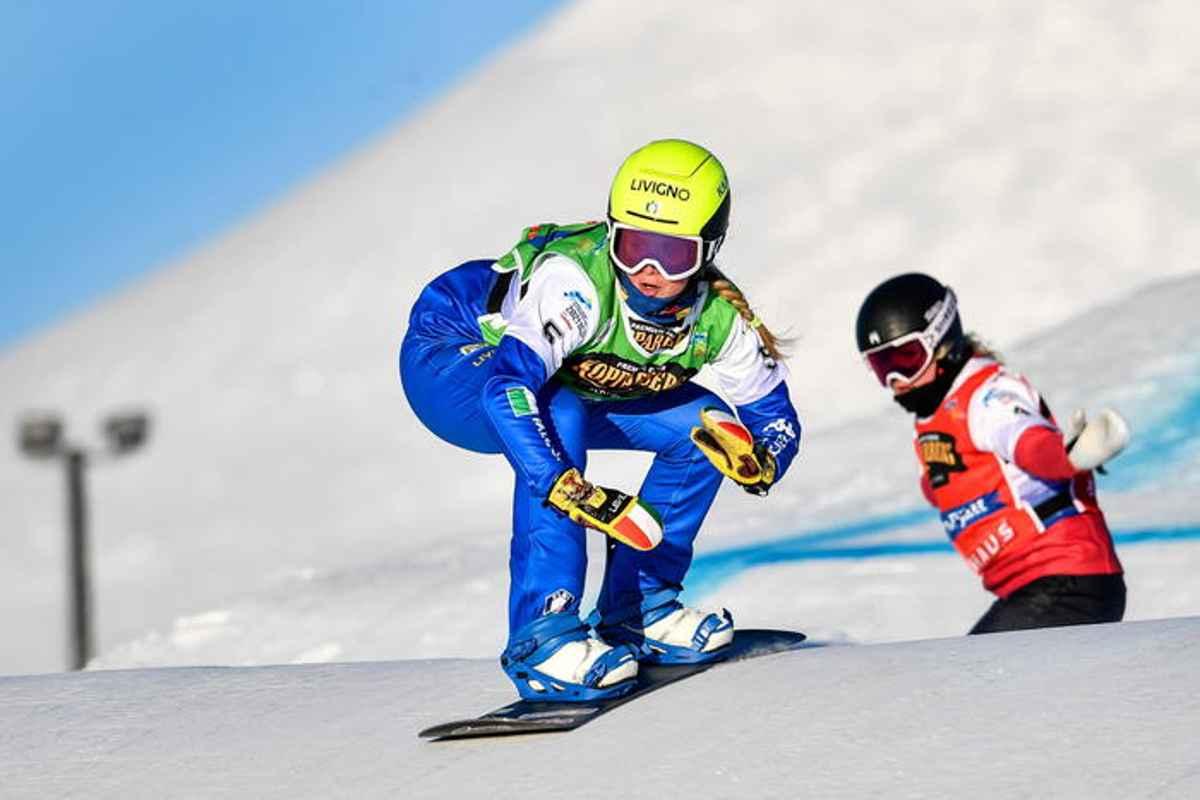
[547,468,663,551]
[690,407,776,496]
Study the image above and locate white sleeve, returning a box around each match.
[707,313,787,406]
[501,255,601,378]
[967,372,1056,462]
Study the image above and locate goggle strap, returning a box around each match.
[924,288,958,345]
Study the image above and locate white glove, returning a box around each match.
[1066,409,1131,472]
[1062,408,1088,444]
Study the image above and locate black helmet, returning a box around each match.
[856,273,962,352]
[856,273,967,390]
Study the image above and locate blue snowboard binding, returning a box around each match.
[501,613,639,702]
[593,591,735,665]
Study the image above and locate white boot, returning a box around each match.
[643,606,735,656]
[531,638,638,691]
[599,603,735,664]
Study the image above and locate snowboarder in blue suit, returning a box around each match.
[400,139,801,702]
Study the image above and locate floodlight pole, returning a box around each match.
[65,448,93,671]
[18,410,148,672]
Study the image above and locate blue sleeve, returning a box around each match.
[736,381,801,482]
[481,336,577,496]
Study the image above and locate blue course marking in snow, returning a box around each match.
[1111,526,1200,546]
[1106,384,1200,490]
[682,508,934,600]
[683,516,1200,600]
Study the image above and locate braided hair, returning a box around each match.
[704,266,787,361]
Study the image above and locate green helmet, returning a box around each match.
[608,139,731,265]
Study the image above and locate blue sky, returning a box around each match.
[0,1,565,349]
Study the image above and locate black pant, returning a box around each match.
[969,574,1126,635]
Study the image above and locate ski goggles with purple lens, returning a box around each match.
[608,222,706,280]
[861,288,959,386]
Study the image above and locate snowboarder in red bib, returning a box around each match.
[855,273,1128,634]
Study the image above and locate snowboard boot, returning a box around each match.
[596,597,734,665]
[501,612,638,702]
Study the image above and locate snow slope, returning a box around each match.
[1,0,1199,677]
[4,618,1198,799]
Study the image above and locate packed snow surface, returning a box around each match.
[3,618,1198,799]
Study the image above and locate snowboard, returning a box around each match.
[419,628,807,741]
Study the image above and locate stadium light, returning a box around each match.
[16,409,151,671]
[18,414,64,458]
[104,413,150,454]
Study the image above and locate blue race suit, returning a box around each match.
[400,259,800,639]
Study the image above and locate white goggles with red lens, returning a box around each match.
[861,288,959,386]
[609,222,707,281]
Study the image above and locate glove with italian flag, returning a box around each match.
[690,407,777,497]
[547,468,663,551]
